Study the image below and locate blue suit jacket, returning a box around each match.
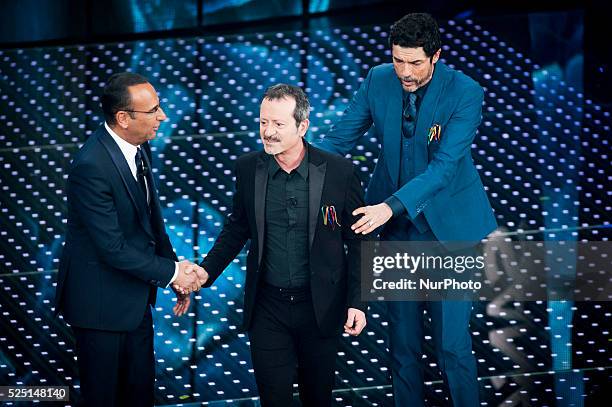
[318,62,496,242]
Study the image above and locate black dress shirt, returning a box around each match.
[261,148,310,288]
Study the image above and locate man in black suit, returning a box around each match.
[193,84,368,406]
[55,73,206,407]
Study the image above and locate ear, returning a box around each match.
[115,111,130,129]
[298,118,310,137]
[432,48,441,64]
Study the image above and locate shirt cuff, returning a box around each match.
[384,196,406,217]
[166,262,179,288]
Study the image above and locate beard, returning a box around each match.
[401,75,427,87]
[262,136,282,155]
[399,65,434,90]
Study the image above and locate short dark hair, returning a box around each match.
[389,13,441,58]
[262,83,310,125]
[101,72,149,125]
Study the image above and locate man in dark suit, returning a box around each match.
[194,84,368,406]
[317,13,497,407]
[55,72,205,407]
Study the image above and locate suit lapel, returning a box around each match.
[97,127,155,239]
[308,147,326,249]
[383,77,403,187]
[254,153,268,266]
[414,62,447,174]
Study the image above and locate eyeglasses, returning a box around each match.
[121,105,163,115]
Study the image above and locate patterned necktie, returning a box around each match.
[134,147,149,206]
[402,92,417,138]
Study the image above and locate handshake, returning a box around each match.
[172,260,209,295]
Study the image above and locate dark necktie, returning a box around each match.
[134,147,149,207]
[402,92,417,138]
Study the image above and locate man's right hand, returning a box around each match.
[173,261,209,294]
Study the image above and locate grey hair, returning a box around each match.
[262,83,310,125]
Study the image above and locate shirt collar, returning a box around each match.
[105,122,139,159]
[268,142,309,181]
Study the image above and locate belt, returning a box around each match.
[260,282,310,303]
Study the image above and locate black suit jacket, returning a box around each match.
[201,143,367,336]
[55,125,177,331]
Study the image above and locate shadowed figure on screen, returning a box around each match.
[317,13,497,407]
[186,84,368,407]
[54,73,206,407]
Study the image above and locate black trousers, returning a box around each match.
[72,306,155,407]
[249,283,339,407]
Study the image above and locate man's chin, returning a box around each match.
[401,82,418,92]
[263,145,279,155]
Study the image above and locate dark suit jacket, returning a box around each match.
[201,143,367,336]
[55,125,177,331]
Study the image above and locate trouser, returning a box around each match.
[72,306,155,407]
[383,224,479,406]
[388,300,479,406]
[249,283,339,407]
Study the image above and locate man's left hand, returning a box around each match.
[352,203,393,234]
[172,292,191,316]
[344,308,367,336]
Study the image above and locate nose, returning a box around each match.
[263,125,275,137]
[157,106,167,121]
[401,64,413,78]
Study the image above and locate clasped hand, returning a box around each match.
[172,260,208,295]
[171,261,208,317]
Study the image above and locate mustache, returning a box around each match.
[401,76,418,82]
[263,136,281,142]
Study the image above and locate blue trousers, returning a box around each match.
[383,223,479,406]
[387,300,478,406]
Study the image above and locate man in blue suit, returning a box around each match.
[317,13,496,406]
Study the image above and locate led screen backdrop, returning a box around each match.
[0,10,609,406]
